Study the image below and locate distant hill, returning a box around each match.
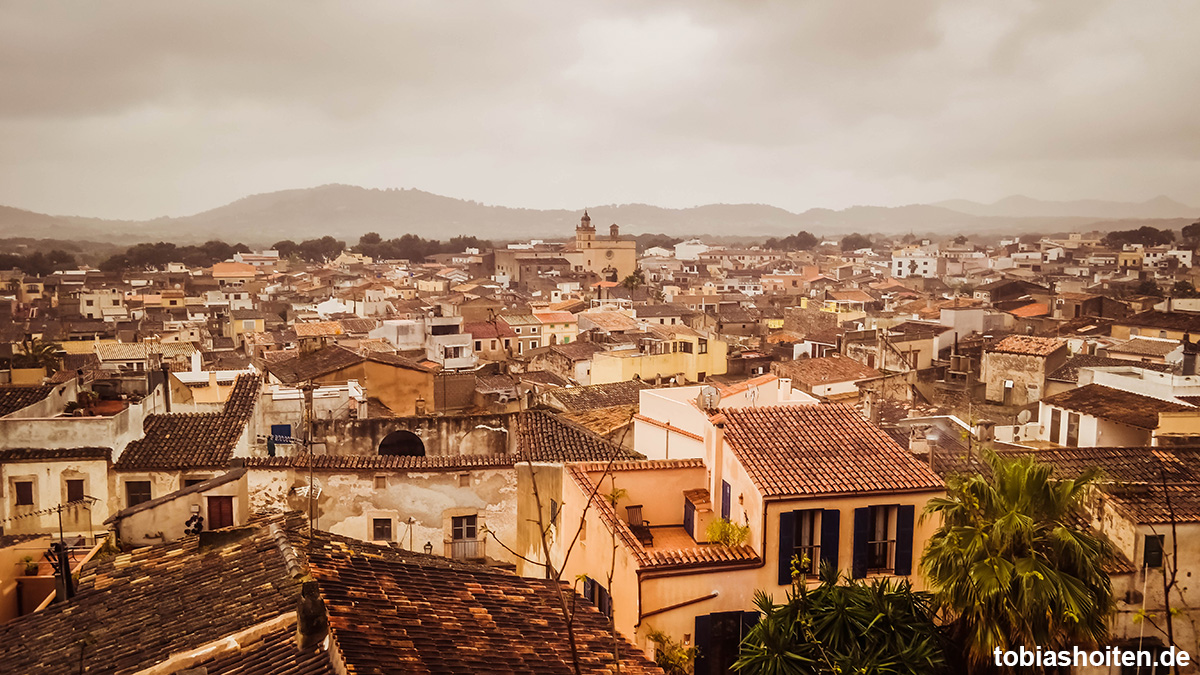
[0,184,1195,246]
[933,194,1197,219]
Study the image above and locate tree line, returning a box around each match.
[0,249,77,276]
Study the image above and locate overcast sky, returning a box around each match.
[2,1,1198,220]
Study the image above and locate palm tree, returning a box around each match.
[620,268,645,292]
[921,451,1115,670]
[11,338,62,371]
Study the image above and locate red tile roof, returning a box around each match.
[719,404,944,497]
[989,335,1065,357]
[1040,383,1195,429]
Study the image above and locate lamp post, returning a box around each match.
[424,541,433,556]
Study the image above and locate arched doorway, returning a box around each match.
[379,430,425,456]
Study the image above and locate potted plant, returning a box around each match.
[20,555,38,576]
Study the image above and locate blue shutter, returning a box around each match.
[694,614,713,675]
[852,507,869,579]
[684,498,695,538]
[820,509,840,572]
[721,481,731,520]
[582,576,595,603]
[894,504,915,576]
[777,510,796,584]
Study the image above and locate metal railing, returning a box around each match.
[867,540,896,572]
[450,538,486,561]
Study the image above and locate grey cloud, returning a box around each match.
[0,0,1197,220]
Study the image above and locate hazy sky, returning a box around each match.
[2,1,1198,220]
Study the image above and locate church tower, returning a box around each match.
[576,209,595,247]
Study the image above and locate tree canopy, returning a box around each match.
[765,231,819,251]
[0,249,76,276]
[100,240,252,271]
[921,452,1115,670]
[840,233,872,251]
[352,233,491,262]
[1103,226,1174,248]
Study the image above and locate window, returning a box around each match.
[66,479,85,502]
[374,475,387,489]
[15,481,34,506]
[699,338,708,354]
[474,341,482,351]
[514,327,522,334]
[372,518,393,541]
[1144,534,1165,568]
[721,481,731,520]
[183,478,207,488]
[242,319,256,330]
[126,481,151,507]
[1050,409,1062,444]
[452,515,478,541]
[793,510,820,574]
[550,499,559,526]
[866,506,895,571]
[85,299,94,307]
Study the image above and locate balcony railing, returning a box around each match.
[449,538,486,561]
[867,540,896,572]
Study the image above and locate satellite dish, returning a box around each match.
[1017,409,1032,424]
[696,385,722,410]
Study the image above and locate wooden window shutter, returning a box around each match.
[777,510,796,585]
[894,504,916,576]
[852,507,870,579]
[820,509,840,571]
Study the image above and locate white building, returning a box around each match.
[674,239,710,261]
[890,249,945,279]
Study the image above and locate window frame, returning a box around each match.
[15,480,35,506]
[125,480,152,507]
[452,514,478,541]
[372,518,394,542]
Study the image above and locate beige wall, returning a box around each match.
[247,465,519,565]
[3,459,110,536]
[591,336,729,385]
[0,535,53,623]
[115,476,248,547]
[313,361,434,416]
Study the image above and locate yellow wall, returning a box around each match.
[591,336,728,385]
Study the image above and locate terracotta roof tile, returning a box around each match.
[0,446,111,463]
[989,335,1066,357]
[773,355,881,387]
[1040,383,1195,430]
[307,531,663,674]
[115,374,259,470]
[0,384,53,417]
[547,380,653,412]
[720,404,944,497]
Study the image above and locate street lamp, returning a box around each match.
[423,541,433,555]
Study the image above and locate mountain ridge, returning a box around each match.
[0,184,1195,246]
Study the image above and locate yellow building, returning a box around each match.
[518,404,944,671]
[590,326,727,385]
[570,211,636,282]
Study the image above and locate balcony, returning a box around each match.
[448,538,486,561]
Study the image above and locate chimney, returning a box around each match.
[295,580,329,648]
[1184,333,1199,376]
[610,223,620,238]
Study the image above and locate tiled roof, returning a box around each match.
[0,514,306,675]
[1107,337,1181,357]
[515,410,641,461]
[246,454,521,471]
[187,623,331,675]
[265,345,363,384]
[1040,383,1195,430]
[994,446,1200,524]
[363,350,430,371]
[547,379,653,412]
[1008,302,1050,318]
[0,446,111,463]
[988,335,1066,357]
[293,321,344,337]
[1047,354,1169,383]
[463,321,517,339]
[115,374,259,470]
[1118,310,1200,332]
[773,355,881,387]
[560,404,639,437]
[720,404,944,497]
[306,531,663,674]
[0,384,53,417]
[337,317,379,334]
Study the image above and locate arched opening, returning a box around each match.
[379,430,425,457]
